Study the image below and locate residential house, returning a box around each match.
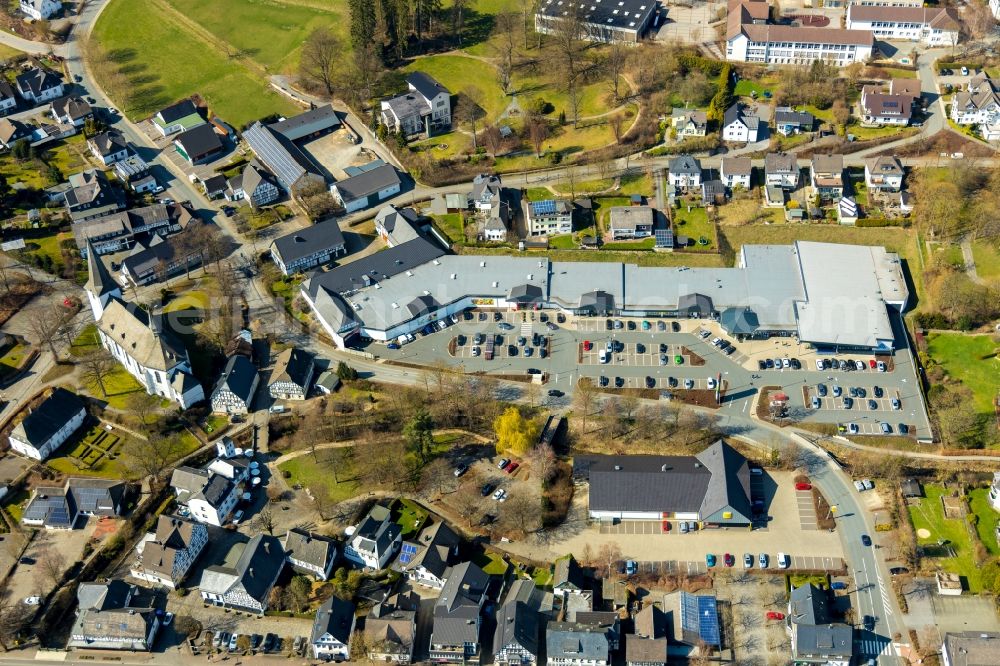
[152,100,205,137]
[202,174,228,200]
[429,561,489,663]
[942,631,1000,666]
[951,73,1000,128]
[726,0,875,64]
[375,204,423,247]
[666,591,721,648]
[332,162,402,213]
[88,129,130,166]
[553,556,588,598]
[169,466,240,527]
[0,82,17,116]
[84,244,204,407]
[75,202,191,256]
[365,592,419,664]
[847,5,960,46]
[523,199,573,236]
[701,179,726,204]
[721,103,760,143]
[471,173,503,213]
[210,354,259,415]
[284,528,337,581]
[268,347,315,400]
[22,477,124,529]
[20,0,61,20]
[173,123,224,164]
[50,96,93,127]
[601,579,628,611]
[227,160,279,208]
[889,79,922,109]
[343,504,402,569]
[670,108,708,138]
[8,387,86,460]
[764,152,799,189]
[121,235,203,287]
[545,623,610,666]
[865,156,904,192]
[199,534,285,613]
[573,612,620,650]
[68,581,159,651]
[483,216,509,242]
[721,156,752,190]
[810,154,845,201]
[398,521,460,589]
[493,599,540,666]
[15,67,64,104]
[609,206,654,240]
[860,86,911,125]
[380,72,452,137]
[788,583,853,666]
[131,514,208,589]
[64,170,126,223]
[773,107,814,136]
[270,219,346,276]
[113,155,158,194]
[534,0,656,43]
[0,117,29,148]
[626,604,667,666]
[668,155,702,189]
[311,596,356,661]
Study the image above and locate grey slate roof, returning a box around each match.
[90,129,128,157]
[407,72,450,102]
[270,347,314,389]
[795,623,853,659]
[493,600,539,658]
[765,152,797,175]
[158,100,198,124]
[200,534,285,605]
[311,595,355,645]
[271,104,340,141]
[553,556,586,591]
[212,354,258,405]
[943,632,1000,666]
[271,219,345,266]
[16,67,61,97]
[401,520,459,579]
[432,561,488,646]
[51,95,92,122]
[174,123,223,158]
[545,624,609,662]
[284,528,337,573]
[334,163,400,202]
[202,174,228,196]
[11,387,85,447]
[78,580,133,611]
[774,107,815,128]
[723,102,758,130]
[722,156,752,176]
[669,154,701,175]
[790,583,830,625]
[303,235,445,296]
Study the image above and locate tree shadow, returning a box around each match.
[106,48,137,63]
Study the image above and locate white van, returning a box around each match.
[599,349,608,364]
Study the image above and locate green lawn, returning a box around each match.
[162,289,210,313]
[672,206,716,251]
[968,488,1000,556]
[0,343,27,379]
[2,487,29,525]
[548,235,577,249]
[971,241,1000,281]
[877,67,919,79]
[473,550,510,575]
[525,187,554,201]
[734,79,772,98]
[847,123,916,141]
[0,42,22,63]
[603,238,656,250]
[433,213,465,245]
[46,423,127,478]
[93,0,298,126]
[278,448,360,505]
[405,55,507,121]
[70,323,100,356]
[925,333,999,415]
[23,232,73,274]
[393,498,429,538]
[907,484,981,592]
[82,365,146,409]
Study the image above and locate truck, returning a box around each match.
[484,334,495,360]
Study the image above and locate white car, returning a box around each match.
[707,378,717,390]
[492,488,507,501]
[877,361,886,372]
[854,480,866,492]
[23,596,40,606]
[848,423,859,434]
[777,552,790,569]
[815,359,824,370]
[163,612,174,626]
[863,479,874,491]
[232,509,244,525]
[781,358,790,368]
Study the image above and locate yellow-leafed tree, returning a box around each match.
[493,406,540,456]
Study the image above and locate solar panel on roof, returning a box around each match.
[399,543,418,564]
[697,595,721,646]
[532,200,557,215]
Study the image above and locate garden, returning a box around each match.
[46,423,127,478]
[907,484,982,592]
[925,333,999,418]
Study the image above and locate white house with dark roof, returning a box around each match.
[524,199,573,236]
[131,514,208,588]
[68,580,160,651]
[721,157,752,190]
[152,99,205,137]
[788,583,853,666]
[494,599,540,666]
[170,465,240,527]
[199,534,285,613]
[375,204,423,247]
[671,108,708,138]
[8,387,86,460]
[284,528,337,580]
[810,154,844,202]
[721,103,760,144]
[227,160,279,208]
[270,219,346,276]
[398,521,459,589]
[574,440,752,526]
[764,152,799,189]
[19,0,61,20]
[381,72,452,137]
[847,5,960,46]
[210,354,259,414]
[865,156,904,192]
[331,162,402,213]
[0,82,17,116]
[429,561,489,663]
[15,67,63,104]
[311,596,356,660]
[50,96,93,127]
[344,504,402,569]
[88,129,130,166]
[609,206,654,240]
[668,155,702,189]
[173,123,224,164]
[64,170,127,223]
[268,347,315,399]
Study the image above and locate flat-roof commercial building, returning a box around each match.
[535,0,658,43]
[302,241,908,352]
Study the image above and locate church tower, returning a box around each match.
[84,240,121,321]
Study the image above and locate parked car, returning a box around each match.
[832,385,842,397]
[481,483,495,497]
[891,398,901,410]
[292,636,305,655]
[863,479,874,490]
[229,634,239,652]
[506,462,520,474]
[899,423,909,435]
[848,423,859,434]
[873,386,884,398]
[743,553,753,568]
[861,534,872,547]
[674,354,684,365]
[672,321,681,332]
[657,321,667,331]
[679,521,689,533]
[723,553,735,567]
[817,384,827,397]
[684,379,694,389]
[777,553,790,569]
[854,480,866,492]
[706,553,717,567]
[868,399,878,410]
[766,611,785,621]
[583,340,592,351]
[492,488,507,501]
[497,458,510,469]
[877,361,886,372]
[23,596,40,606]
[645,376,655,388]
[811,396,820,409]
[759,553,769,568]
[795,482,812,491]
[831,581,848,590]
[454,464,468,477]
[707,377,717,390]
[625,560,637,575]
[615,377,624,388]
[547,389,564,398]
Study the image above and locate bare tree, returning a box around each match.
[610,114,625,144]
[528,442,557,482]
[420,457,456,497]
[596,542,623,578]
[79,348,116,398]
[527,113,549,156]
[493,13,518,94]
[299,27,341,95]
[38,546,66,586]
[125,391,159,426]
[251,506,276,536]
[0,584,32,651]
[456,86,485,152]
[451,484,483,526]
[547,5,590,127]
[482,124,504,158]
[121,432,186,480]
[604,41,629,103]
[574,381,597,433]
[24,307,64,360]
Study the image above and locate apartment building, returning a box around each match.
[847,6,960,46]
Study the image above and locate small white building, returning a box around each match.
[764,152,799,189]
[721,157,752,190]
[721,103,760,144]
[343,504,402,570]
[8,388,86,461]
[311,596,356,661]
[865,156,905,192]
[170,466,240,527]
[331,163,401,214]
[15,67,64,105]
[667,155,702,190]
[19,0,61,20]
[380,72,452,137]
[210,355,259,415]
[284,529,338,581]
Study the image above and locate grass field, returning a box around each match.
[907,484,981,592]
[0,42,22,63]
[473,550,510,575]
[94,0,298,126]
[405,55,507,121]
[672,206,716,251]
[70,324,100,355]
[0,343,28,380]
[278,447,360,504]
[925,333,999,415]
[393,498,429,538]
[433,213,465,245]
[968,488,1000,556]
[81,365,146,409]
[971,241,1000,280]
[46,423,126,478]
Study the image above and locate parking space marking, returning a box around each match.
[795,491,818,531]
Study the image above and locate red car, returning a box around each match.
[723,553,735,567]
[869,359,877,369]
[766,611,785,621]
[661,520,670,532]
[795,482,812,491]
[506,462,519,474]
[583,340,593,351]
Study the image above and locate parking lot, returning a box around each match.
[376,309,933,439]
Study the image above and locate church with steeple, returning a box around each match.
[84,240,205,408]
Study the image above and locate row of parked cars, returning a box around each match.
[210,632,292,655]
[606,319,682,332]
[816,357,887,372]
[706,552,790,569]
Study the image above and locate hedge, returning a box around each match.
[856,218,906,227]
